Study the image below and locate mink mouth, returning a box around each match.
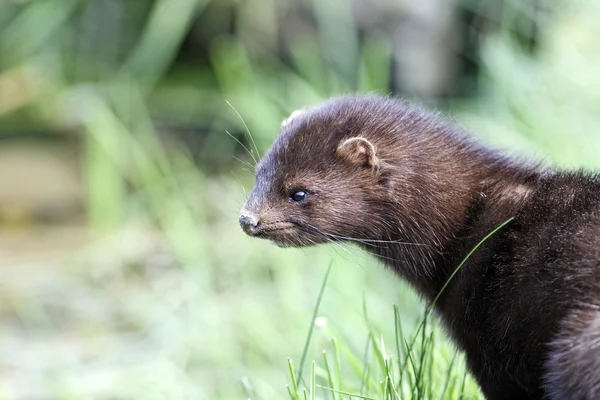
[252,222,297,240]
[253,220,323,248]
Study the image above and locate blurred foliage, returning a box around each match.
[454,2,600,169]
[0,0,599,399]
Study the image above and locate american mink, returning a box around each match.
[238,94,600,399]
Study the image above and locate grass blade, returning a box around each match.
[311,361,316,400]
[322,351,337,400]
[297,261,333,384]
[401,217,515,383]
[427,217,515,317]
[393,305,405,393]
[289,358,300,400]
[360,334,371,396]
[317,385,378,400]
[332,337,343,393]
[439,351,459,400]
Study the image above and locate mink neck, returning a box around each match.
[364,145,540,302]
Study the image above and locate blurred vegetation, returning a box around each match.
[0,0,599,398]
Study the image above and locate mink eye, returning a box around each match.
[290,190,308,203]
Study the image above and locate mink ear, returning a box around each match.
[281,108,306,128]
[336,137,380,173]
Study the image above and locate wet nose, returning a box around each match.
[239,213,260,235]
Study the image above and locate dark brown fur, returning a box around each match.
[239,94,600,399]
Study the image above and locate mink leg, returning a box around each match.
[544,307,600,399]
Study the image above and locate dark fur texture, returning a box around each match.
[239,94,600,399]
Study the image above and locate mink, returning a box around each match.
[238,94,600,399]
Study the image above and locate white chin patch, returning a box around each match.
[281,108,306,128]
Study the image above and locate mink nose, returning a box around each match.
[239,213,260,235]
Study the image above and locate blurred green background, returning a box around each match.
[0,0,599,399]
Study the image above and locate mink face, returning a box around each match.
[239,94,600,400]
[239,97,392,248]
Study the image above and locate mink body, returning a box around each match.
[239,94,600,399]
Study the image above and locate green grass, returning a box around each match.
[285,274,481,400]
[0,0,600,399]
[285,219,514,400]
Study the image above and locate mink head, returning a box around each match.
[239,94,471,248]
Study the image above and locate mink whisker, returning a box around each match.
[226,129,258,165]
[293,220,426,247]
[232,156,255,172]
[226,101,261,164]
[230,171,248,197]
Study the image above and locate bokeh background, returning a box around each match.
[0,0,599,399]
